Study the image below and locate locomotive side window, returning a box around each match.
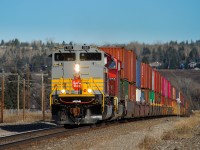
[80,53,102,61]
[54,53,76,61]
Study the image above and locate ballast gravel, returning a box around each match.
[26,117,182,150]
[1,117,199,150]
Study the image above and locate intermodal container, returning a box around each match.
[161,76,165,96]
[149,91,155,103]
[158,72,161,94]
[176,89,180,100]
[168,82,171,99]
[156,72,161,94]
[155,92,161,103]
[149,65,152,90]
[146,64,149,89]
[172,87,176,100]
[136,59,141,88]
[136,88,141,102]
[180,93,185,105]
[141,90,145,102]
[124,50,136,83]
[141,63,147,88]
[129,84,136,101]
[123,79,129,100]
[170,85,173,99]
[100,47,125,78]
[161,95,165,105]
[141,89,149,103]
[165,80,168,98]
[152,70,155,91]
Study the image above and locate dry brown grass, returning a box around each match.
[138,135,157,150]
[2,111,51,123]
[162,111,200,140]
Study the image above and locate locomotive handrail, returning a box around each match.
[50,86,58,106]
[90,78,105,112]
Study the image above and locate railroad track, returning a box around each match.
[0,116,173,149]
[0,125,91,150]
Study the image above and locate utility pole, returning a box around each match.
[1,75,4,123]
[23,79,25,121]
[42,73,45,121]
[27,64,30,109]
[34,73,48,121]
[17,75,20,115]
[43,79,45,121]
[42,73,44,112]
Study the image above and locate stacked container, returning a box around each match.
[100,46,187,117]
[136,60,141,102]
[100,47,136,101]
[136,60,141,88]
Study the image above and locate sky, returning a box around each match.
[0,0,200,45]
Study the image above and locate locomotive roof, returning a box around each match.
[49,44,105,57]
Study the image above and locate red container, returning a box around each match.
[149,66,152,90]
[185,101,189,109]
[100,47,125,78]
[129,84,136,101]
[99,47,125,62]
[99,47,136,83]
[146,64,152,90]
[161,76,164,96]
[141,63,147,89]
[124,50,136,83]
[168,82,171,99]
[152,70,155,91]
[169,98,172,106]
[154,70,158,92]
[180,93,185,105]
[165,80,168,98]
[172,87,176,100]
[161,95,165,105]
[157,72,162,94]
[146,64,149,89]
[170,85,173,99]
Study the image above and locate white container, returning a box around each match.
[136,88,141,102]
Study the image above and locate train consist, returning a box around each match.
[50,44,189,125]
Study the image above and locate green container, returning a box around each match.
[120,79,124,99]
[120,79,129,100]
[149,91,155,103]
[124,80,129,100]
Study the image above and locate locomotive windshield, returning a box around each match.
[80,53,102,61]
[54,53,75,61]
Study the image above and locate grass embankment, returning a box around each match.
[162,111,200,140]
[138,111,200,149]
[2,111,51,123]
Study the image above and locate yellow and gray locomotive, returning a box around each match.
[50,44,123,125]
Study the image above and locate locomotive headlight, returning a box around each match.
[74,64,80,73]
[61,89,66,94]
[87,88,92,93]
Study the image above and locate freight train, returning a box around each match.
[50,44,189,125]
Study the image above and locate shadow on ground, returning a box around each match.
[0,122,57,132]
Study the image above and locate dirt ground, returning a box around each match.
[1,112,200,150]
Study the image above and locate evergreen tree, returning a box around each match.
[4,75,18,109]
[189,47,199,61]
[1,40,4,45]
[151,49,157,62]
